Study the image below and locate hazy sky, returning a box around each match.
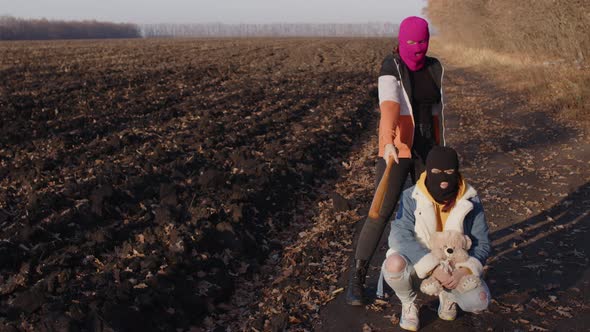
[1,0,427,24]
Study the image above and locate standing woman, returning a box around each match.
[346,16,446,305]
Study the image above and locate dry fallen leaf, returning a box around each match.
[331,287,344,295]
[556,307,573,318]
[374,299,388,306]
[389,313,399,325]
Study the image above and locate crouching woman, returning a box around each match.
[379,146,491,331]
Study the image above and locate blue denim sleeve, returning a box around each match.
[465,196,491,265]
[388,191,430,265]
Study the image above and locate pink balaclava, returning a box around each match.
[398,16,430,71]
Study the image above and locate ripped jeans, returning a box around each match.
[382,255,490,312]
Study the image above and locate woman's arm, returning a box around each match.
[456,196,491,276]
[377,55,402,159]
[379,100,400,154]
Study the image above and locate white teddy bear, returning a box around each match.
[420,230,481,296]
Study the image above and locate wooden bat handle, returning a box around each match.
[368,155,394,219]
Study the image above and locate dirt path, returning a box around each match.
[315,61,590,331]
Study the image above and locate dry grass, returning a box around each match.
[425,0,590,62]
[425,0,590,130]
[431,40,590,131]
[431,41,540,68]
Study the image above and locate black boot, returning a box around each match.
[345,259,369,306]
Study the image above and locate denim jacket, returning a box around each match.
[376,182,491,298]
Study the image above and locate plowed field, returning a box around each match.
[0,38,387,331]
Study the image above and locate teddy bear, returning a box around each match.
[420,230,481,296]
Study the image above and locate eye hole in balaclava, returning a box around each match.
[425,146,460,205]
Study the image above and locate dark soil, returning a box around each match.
[0,38,385,331]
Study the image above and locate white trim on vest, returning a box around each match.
[411,184,478,247]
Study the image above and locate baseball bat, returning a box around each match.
[368,155,394,219]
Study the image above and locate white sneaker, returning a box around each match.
[399,302,420,331]
[438,291,457,321]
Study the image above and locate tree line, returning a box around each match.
[0,17,399,40]
[0,16,141,40]
[141,22,399,38]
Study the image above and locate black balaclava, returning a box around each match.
[425,146,460,205]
